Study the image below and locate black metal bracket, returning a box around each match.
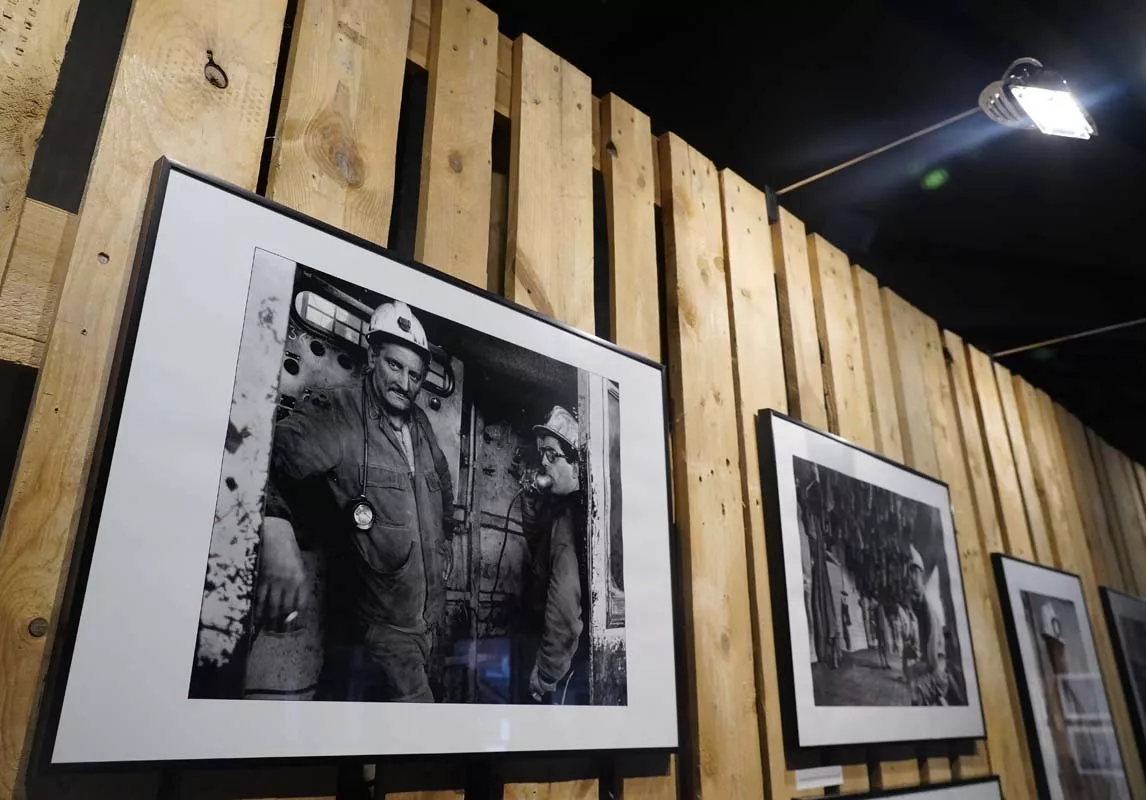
[765,185,780,224]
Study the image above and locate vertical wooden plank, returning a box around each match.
[943,332,1036,800]
[1010,378,1064,568]
[501,33,597,800]
[0,0,79,274]
[504,34,593,331]
[414,0,498,285]
[807,235,873,451]
[0,200,77,344]
[267,0,412,244]
[1029,391,1146,800]
[965,346,1034,560]
[1056,407,1128,591]
[601,94,659,362]
[660,133,765,800]
[771,209,827,431]
[722,172,821,800]
[993,364,1054,565]
[853,267,903,462]
[0,2,287,796]
[1089,434,1145,594]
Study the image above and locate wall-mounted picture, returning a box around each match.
[37,161,677,768]
[1100,587,1146,764]
[755,410,984,749]
[842,777,1001,800]
[994,554,1132,800]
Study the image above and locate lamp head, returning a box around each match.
[978,58,1096,140]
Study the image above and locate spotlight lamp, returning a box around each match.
[979,57,1096,139]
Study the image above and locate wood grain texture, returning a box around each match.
[267,0,412,244]
[601,94,659,362]
[500,32,596,800]
[414,0,498,287]
[807,235,872,451]
[722,173,819,800]
[1020,390,1146,800]
[0,1,287,796]
[942,332,1035,800]
[660,133,764,800]
[0,0,79,273]
[1056,407,1128,591]
[853,267,903,462]
[1011,378,1064,568]
[1089,434,1145,594]
[504,34,593,331]
[771,209,827,431]
[965,346,1034,561]
[993,364,1052,565]
[0,329,43,367]
[0,200,77,356]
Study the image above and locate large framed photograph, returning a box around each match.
[844,777,1001,800]
[756,410,984,749]
[37,160,677,767]
[1101,587,1146,760]
[994,555,1132,799]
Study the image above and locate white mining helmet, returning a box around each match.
[533,405,579,451]
[367,300,430,359]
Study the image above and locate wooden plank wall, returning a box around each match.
[4,1,1146,799]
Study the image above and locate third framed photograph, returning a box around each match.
[755,410,984,749]
[1101,587,1146,760]
[994,554,1132,800]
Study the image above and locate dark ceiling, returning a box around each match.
[480,0,1146,462]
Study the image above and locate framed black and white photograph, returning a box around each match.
[1101,587,1146,760]
[994,554,1132,800]
[840,777,1001,800]
[756,410,984,749]
[37,160,677,767]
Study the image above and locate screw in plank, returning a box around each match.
[204,50,229,90]
[28,617,48,638]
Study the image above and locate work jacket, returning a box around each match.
[528,496,586,684]
[264,380,453,632]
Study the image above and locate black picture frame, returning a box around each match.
[1100,587,1146,764]
[31,158,683,773]
[993,553,1133,800]
[755,409,986,754]
[839,776,1001,799]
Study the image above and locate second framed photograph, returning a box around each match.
[1101,587,1146,760]
[994,555,1132,800]
[756,410,984,749]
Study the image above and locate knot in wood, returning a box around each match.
[203,50,229,90]
[448,151,464,174]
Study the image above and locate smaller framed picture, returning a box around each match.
[1100,587,1146,759]
[755,410,984,750]
[993,554,1132,800]
[845,777,1001,800]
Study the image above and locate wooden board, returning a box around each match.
[1091,435,1146,593]
[1011,378,1065,568]
[993,364,1053,565]
[1019,389,1146,800]
[414,0,499,286]
[266,0,412,244]
[853,267,902,461]
[504,34,593,330]
[965,347,1034,561]
[807,235,872,451]
[601,94,659,363]
[942,332,1035,800]
[722,170,817,800]
[501,33,597,800]
[1056,407,1128,591]
[660,133,765,800]
[0,0,79,273]
[0,2,287,796]
[0,329,42,367]
[771,209,827,431]
[0,199,77,364]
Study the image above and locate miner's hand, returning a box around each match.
[258,516,311,632]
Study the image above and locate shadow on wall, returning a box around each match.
[0,362,37,517]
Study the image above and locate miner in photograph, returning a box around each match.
[523,405,589,703]
[258,299,453,703]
